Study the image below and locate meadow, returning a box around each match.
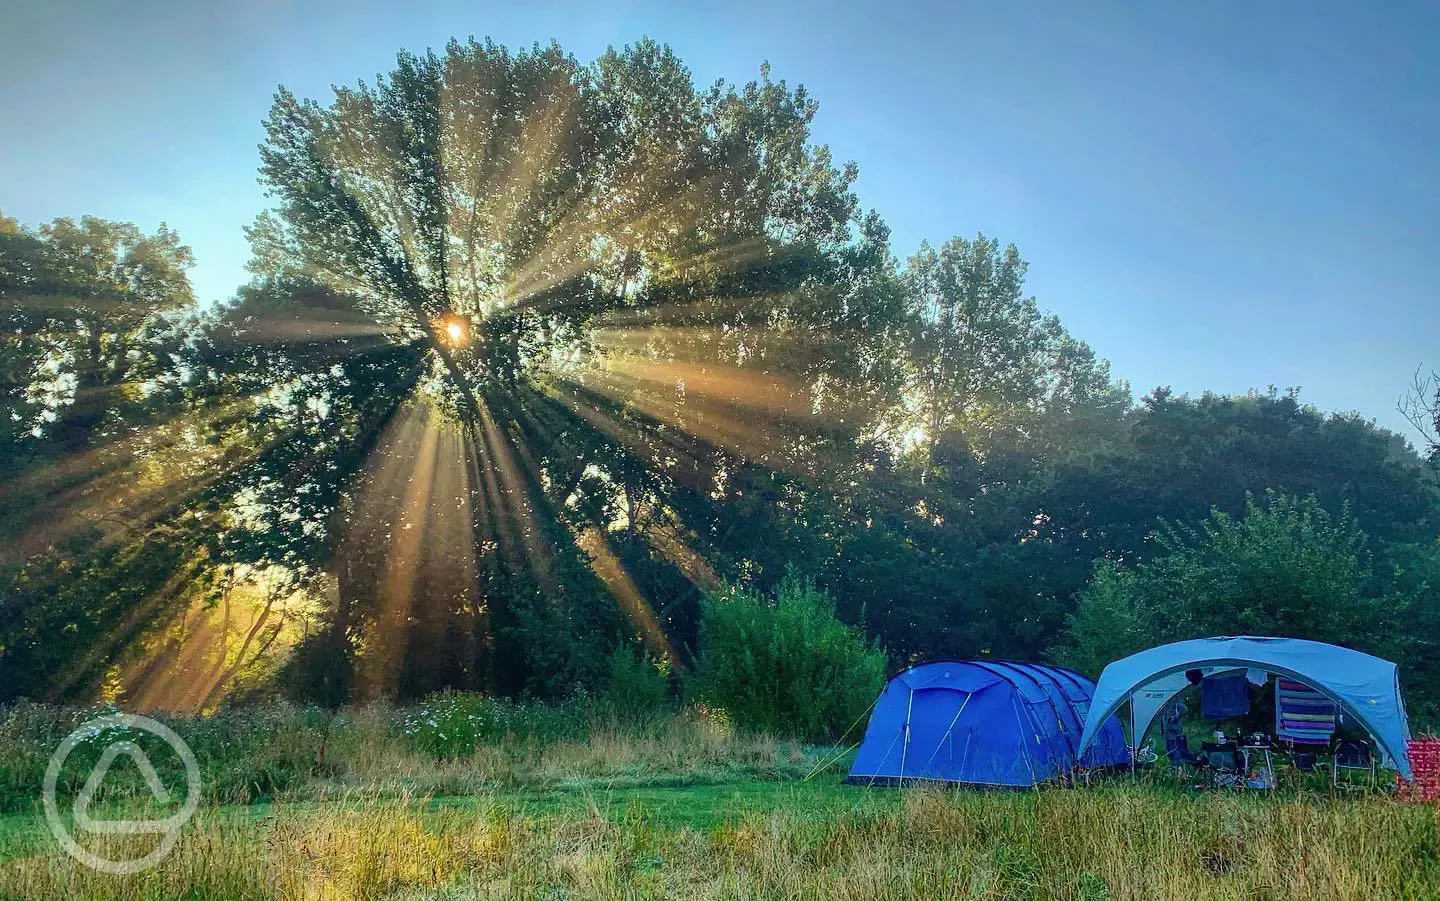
[2,700,1438,900]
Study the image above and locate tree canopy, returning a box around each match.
[1054,492,1398,676]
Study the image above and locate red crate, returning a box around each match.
[1397,739,1440,803]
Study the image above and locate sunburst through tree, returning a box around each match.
[241,37,909,698]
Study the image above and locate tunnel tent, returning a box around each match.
[1074,636,1414,780]
[846,660,1130,787]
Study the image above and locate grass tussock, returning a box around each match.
[3,786,1438,899]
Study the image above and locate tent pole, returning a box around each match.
[919,692,974,776]
[1130,698,1137,775]
[898,689,915,783]
[1012,696,1038,785]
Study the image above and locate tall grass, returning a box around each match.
[3,785,1437,899]
[4,700,1437,898]
[0,698,811,814]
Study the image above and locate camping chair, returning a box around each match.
[1332,739,1376,791]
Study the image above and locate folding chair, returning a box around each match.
[1165,732,1202,769]
[1332,739,1376,791]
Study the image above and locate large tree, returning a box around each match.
[900,234,1124,469]
[250,39,868,400]
[246,38,907,696]
[810,236,1127,665]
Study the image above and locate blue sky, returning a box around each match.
[2,0,1435,439]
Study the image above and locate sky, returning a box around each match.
[2,0,1436,439]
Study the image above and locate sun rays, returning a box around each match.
[337,402,480,700]
[9,221,851,709]
[120,564,322,713]
[6,37,893,710]
[0,396,266,560]
[330,382,690,686]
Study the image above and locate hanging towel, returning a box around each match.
[1275,679,1337,745]
[1200,673,1250,719]
[1246,668,1268,687]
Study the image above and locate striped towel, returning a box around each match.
[1276,680,1336,745]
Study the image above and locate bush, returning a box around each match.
[689,573,886,743]
[595,645,674,724]
[396,693,590,759]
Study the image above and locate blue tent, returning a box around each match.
[847,660,1130,787]
[1074,636,1414,780]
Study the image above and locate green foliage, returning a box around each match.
[595,646,675,724]
[690,574,885,743]
[1380,539,1440,725]
[1049,565,1147,679]
[1067,388,1439,552]
[396,693,591,759]
[902,234,1123,463]
[1055,492,1397,675]
[389,648,675,761]
[0,701,341,812]
[0,533,208,703]
[0,214,195,462]
[0,214,199,554]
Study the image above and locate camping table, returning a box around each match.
[1239,742,1276,789]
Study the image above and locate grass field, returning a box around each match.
[2,701,1438,899]
[4,779,1440,899]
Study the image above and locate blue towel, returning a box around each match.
[1200,674,1250,719]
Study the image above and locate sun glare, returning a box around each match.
[439,316,468,348]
